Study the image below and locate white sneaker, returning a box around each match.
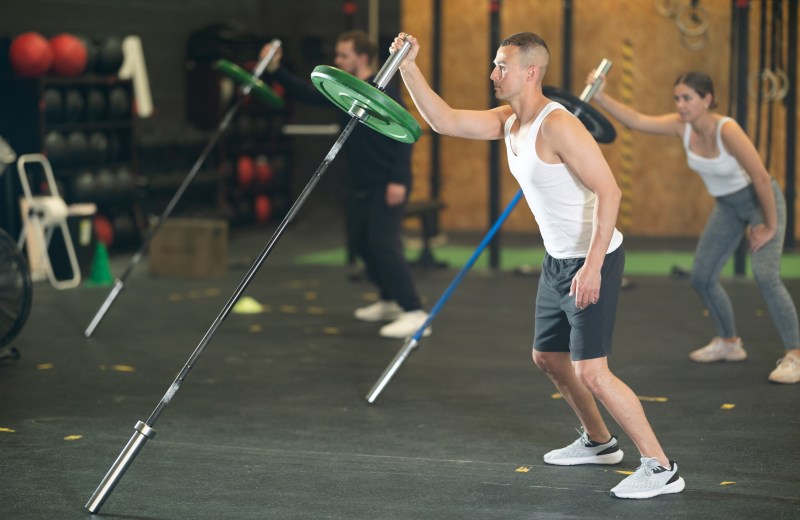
[379,310,431,339]
[354,300,402,322]
[689,337,747,362]
[543,428,624,466]
[768,354,800,384]
[610,457,685,499]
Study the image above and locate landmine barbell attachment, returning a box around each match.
[84,38,418,515]
[365,59,615,404]
[83,41,283,339]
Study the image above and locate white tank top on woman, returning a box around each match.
[504,102,623,259]
[683,117,752,197]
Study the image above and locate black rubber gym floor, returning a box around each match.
[1,210,798,519]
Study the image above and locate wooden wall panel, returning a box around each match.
[436,0,490,231]
[400,0,432,206]
[401,0,799,240]
[571,0,730,237]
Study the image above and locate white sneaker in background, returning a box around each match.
[689,337,747,362]
[354,300,403,322]
[379,310,431,339]
[768,354,800,384]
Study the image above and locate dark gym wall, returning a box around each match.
[402,0,800,240]
[0,0,401,208]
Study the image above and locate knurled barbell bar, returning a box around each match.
[84,38,420,515]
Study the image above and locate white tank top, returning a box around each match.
[684,117,752,197]
[504,102,623,259]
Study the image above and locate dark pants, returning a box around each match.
[347,188,421,311]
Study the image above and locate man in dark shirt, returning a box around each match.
[260,31,430,339]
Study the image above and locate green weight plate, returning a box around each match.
[214,59,285,109]
[310,65,422,144]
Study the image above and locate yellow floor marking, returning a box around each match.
[64,435,83,441]
[515,467,530,473]
[552,392,666,403]
[288,280,305,289]
[362,292,378,301]
[304,291,318,300]
[168,293,183,301]
[720,481,736,486]
[721,403,735,410]
[249,324,263,333]
[755,309,765,317]
[204,288,221,297]
[0,427,15,433]
[306,306,325,315]
[322,327,340,335]
[37,363,55,370]
[613,470,635,475]
[702,309,710,317]
[280,305,298,314]
[112,365,135,373]
[188,290,202,299]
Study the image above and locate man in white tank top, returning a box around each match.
[390,31,684,499]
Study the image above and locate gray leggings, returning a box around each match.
[690,179,800,350]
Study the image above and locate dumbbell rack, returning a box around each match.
[0,75,140,252]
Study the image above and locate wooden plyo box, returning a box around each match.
[149,218,228,278]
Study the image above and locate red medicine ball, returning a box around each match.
[255,155,273,186]
[9,32,53,78]
[237,155,254,187]
[50,33,88,76]
[255,194,272,224]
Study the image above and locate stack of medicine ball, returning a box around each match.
[8,31,124,78]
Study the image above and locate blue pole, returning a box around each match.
[365,189,523,403]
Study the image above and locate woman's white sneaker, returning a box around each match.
[689,337,747,362]
[768,354,800,384]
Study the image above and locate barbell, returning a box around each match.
[84,38,419,515]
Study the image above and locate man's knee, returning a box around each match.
[573,359,611,394]
[532,349,569,376]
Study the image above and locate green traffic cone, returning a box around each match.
[85,241,114,287]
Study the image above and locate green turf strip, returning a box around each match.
[295,246,800,278]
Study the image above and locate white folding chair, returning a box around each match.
[16,153,81,289]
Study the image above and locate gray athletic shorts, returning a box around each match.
[533,245,625,361]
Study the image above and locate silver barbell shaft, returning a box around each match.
[84,40,413,512]
[83,41,282,338]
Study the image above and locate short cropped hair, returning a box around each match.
[338,30,377,62]
[499,32,550,71]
